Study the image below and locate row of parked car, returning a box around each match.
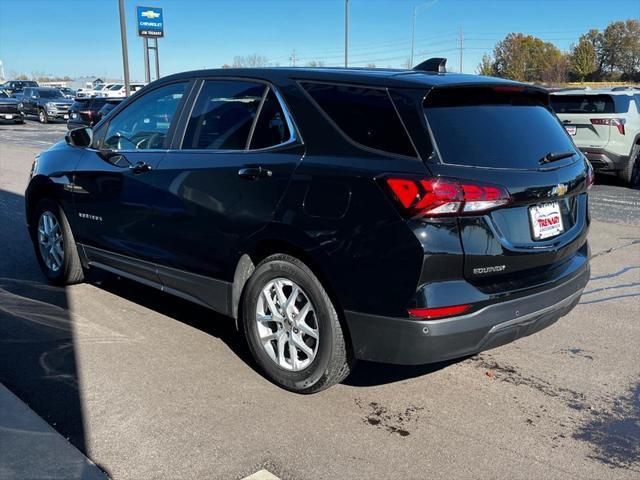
[0,79,148,129]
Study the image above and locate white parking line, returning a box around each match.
[241,469,280,480]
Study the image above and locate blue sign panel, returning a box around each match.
[137,6,164,37]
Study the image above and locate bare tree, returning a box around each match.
[306,59,325,67]
[232,54,269,68]
[366,63,376,68]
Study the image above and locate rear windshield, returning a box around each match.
[424,86,576,170]
[38,89,62,99]
[550,94,615,114]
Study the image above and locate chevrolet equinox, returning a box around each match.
[26,60,592,392]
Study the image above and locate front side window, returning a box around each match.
[103,82,186,151]
[301,82,416,157]
[182,80,265,150]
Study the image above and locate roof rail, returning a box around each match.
[412,57,447,73]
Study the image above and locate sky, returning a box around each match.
[0,0,638,81]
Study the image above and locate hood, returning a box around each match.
[0,97,20,104]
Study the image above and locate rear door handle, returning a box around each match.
[238,166,273,180]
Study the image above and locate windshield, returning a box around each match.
[109,84,123,90]
[39,89,63,99]
[424,86,576,170]
[550,94,615,114]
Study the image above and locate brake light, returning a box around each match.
[408,304,471,319]
[590,118,626,135]
[382,177,511,218]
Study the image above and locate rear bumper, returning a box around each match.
[344,261,590,365]
[579,147,628,172]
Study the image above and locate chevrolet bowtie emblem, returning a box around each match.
[551,184,568,196]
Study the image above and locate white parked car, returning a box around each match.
[104,83,146,98]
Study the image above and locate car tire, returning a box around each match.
[32,199,84,285]
[38,108,48,124]
[14,119,25,124]
[242,253,353,393]
[621,145,640,189]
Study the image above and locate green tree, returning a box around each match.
[476,53,494,76]
[570,38,597,81]
[492,33,564,82]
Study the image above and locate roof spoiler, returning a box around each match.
[412,57,447,73]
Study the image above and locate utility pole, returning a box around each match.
[118,0,131,96]
[459,26,464,73]
[344,0,349,67]
[289,49,297,67]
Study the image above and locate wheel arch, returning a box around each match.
[230,236,353,352]
[25,175,58,232]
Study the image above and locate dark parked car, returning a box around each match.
[0,89,24,123]
[1,79,38,95]
[67,97,123,129]
[26,62,592,392]
[20,87,73,123]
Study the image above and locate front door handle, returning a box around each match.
[238,166,273,180]
[130,161,152,174]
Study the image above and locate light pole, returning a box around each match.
[410,0,438,68]
[344,0,349,68]
[118,0,131,96]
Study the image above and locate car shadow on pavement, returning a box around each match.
[89,269,465,389]
[344,358,464,387]
[0,188,109,478]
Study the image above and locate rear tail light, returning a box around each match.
[590,118,626,135]
[408,304,471,319]
[382,177,511,218]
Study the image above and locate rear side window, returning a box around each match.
[301,82,416,157]
[249,88,292,149]
[182,80,265,150]
[424,86,576,170]
[550,94,615,114]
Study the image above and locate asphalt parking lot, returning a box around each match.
[0,120,638,479]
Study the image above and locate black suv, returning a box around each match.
[26,63,592,392]
[67,97,123,129]
[1,79,38,96]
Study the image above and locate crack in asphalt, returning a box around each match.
[590,239,640,260]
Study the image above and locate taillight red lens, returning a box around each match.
[590,118,626,135]
[408,304,471,319]
[383,177,510,218]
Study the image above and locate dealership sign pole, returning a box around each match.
[118,0,131,96]
[136,6,164,83]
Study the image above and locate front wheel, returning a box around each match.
[38,108,48,124]
[242,254,352,393]
[32,199,84,285]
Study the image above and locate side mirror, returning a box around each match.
[65,127,93,148]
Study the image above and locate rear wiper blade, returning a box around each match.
[538,151,576,165]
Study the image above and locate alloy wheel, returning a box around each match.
[37,211,64,272]
[255,278,319,371]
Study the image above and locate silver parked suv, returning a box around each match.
[551,87,640,187]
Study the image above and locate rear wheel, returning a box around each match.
[38,108,48,124]
[242,254,352,393]
[621,145,640,189]
[33,199,84,285]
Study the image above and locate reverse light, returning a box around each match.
[590,118,626,135]
[408,304,471,319]
[382,177,511,218]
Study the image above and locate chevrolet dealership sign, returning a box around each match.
[137,6,164,37]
